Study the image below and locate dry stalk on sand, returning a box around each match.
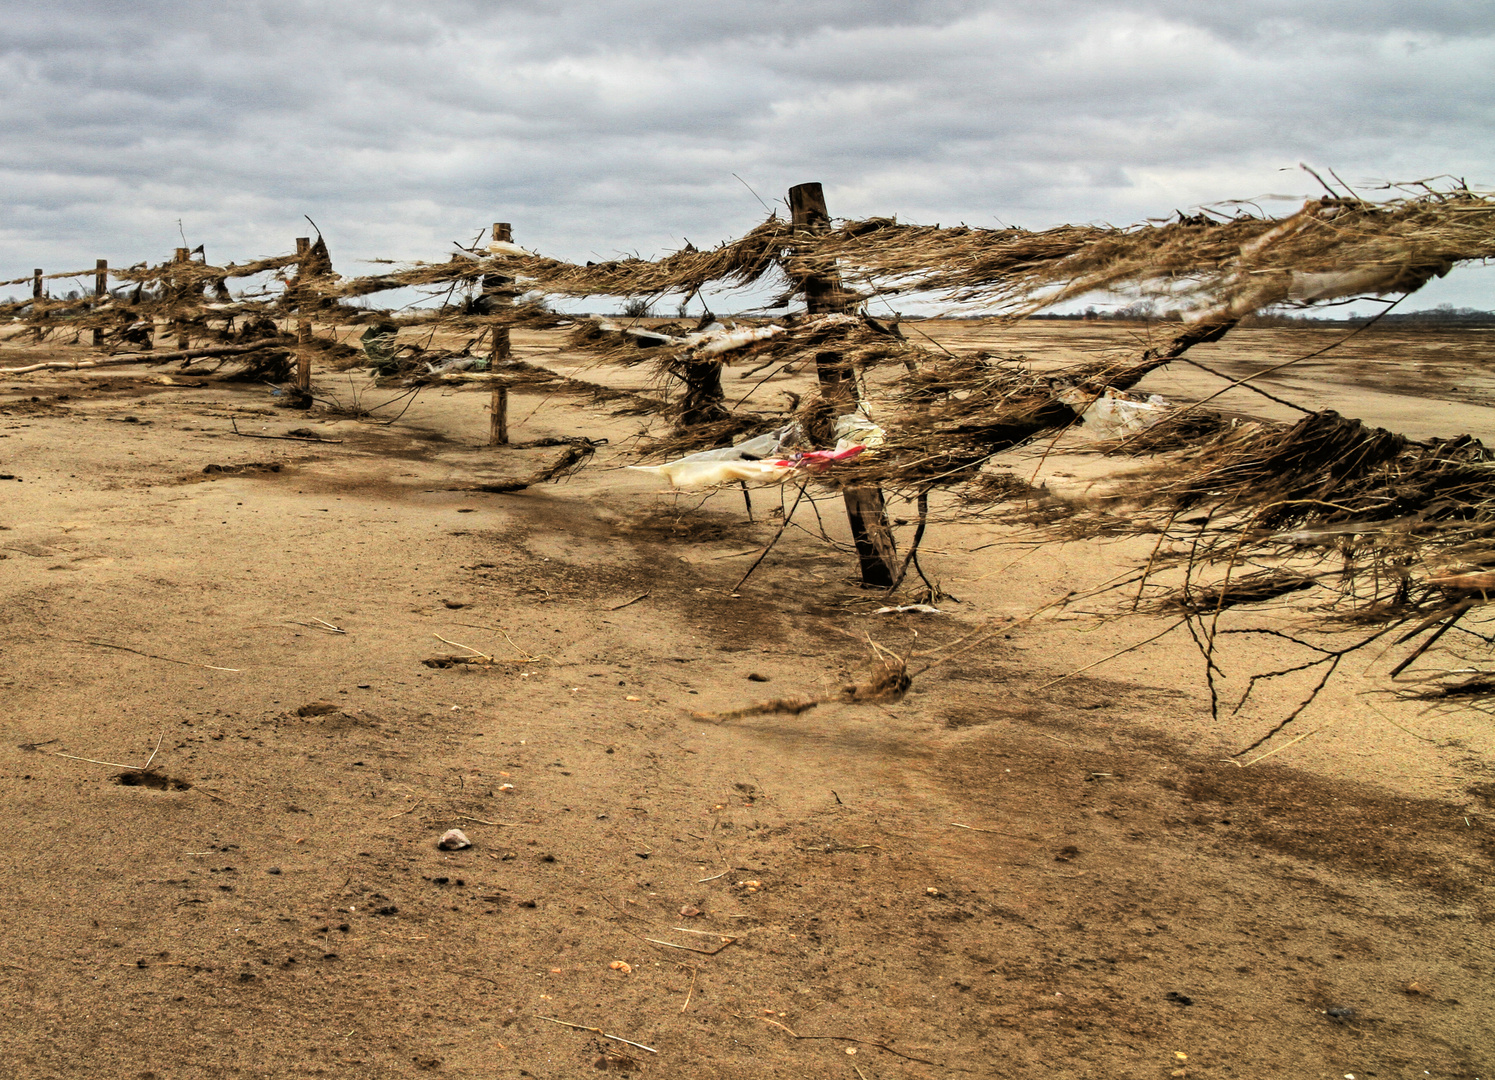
[692,651,912,722]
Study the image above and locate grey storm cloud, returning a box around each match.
[2,1,1492,308]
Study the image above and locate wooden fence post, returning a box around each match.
[173,247,191,349]
[92,260,107,347]
[788,182,898,589]
[294,237,312,393]
[489,383,509,446]
[485,222,515,446]
[487,223,513,363]
[31,269,44,342]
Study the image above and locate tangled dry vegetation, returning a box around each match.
[7,178,1495,731]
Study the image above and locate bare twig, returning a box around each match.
[762,1018,945,1068]
[733,483,808,592]
[457,815,525,826]
[1035,618,1186,691]
[65,638,241,672]
[534,1015,657,1054]
[644,936,738,956]
[230,419,342,443]
[142,729,165,771]
[53,751,137,770]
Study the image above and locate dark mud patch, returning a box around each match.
[113,769,192,791]
[0,396,71,417]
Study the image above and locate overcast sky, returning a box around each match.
[3,1,1492,310]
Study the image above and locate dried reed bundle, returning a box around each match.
[794,189,1495,317]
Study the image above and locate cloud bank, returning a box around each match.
[2,1,1491,309]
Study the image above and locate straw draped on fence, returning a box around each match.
[8,182,1495,713]
[11,187,1494,325]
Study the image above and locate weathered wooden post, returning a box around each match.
[92,260,107,347]
[486,223,514,363]
[31,269,44,342]
[489,384,509,446]
[485,223,516,446]
[173,247,191,349]
[294,237,312,393]
[788,182,898,588]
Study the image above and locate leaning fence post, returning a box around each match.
[788,181,898,589]
[92,260,107,347]
[294,237,312,393]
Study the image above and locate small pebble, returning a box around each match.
[266,866,282,875]
[437,828,472,851]
[608,960,632,973]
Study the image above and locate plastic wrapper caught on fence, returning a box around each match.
[833,411,886,451]
[1057,386,1172,439]
[627,445,866,490]
[1083,390,1172,439]
[668,422,805,464]
[424,354,488,375]
[360,323,399,371]
[686,324,784,358]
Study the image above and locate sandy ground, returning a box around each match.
[0,321,1491,1079]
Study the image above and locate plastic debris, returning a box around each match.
[685,324,784,358]
[1058,386,1171,439]
[874,604,946,615]
[628,442,864,490]
[360,323,399,367]
[669,421,803,463]
[424,355,487,375]
[833,411,885,451]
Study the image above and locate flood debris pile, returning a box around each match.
[1008,408,1495,712]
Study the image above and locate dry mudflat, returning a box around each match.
[0,321,1492,1079]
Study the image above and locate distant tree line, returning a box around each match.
[1022,301,1495,328]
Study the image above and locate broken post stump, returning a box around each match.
[174,247,191,349]
[789,181,898,588]
[92,260,107,347]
